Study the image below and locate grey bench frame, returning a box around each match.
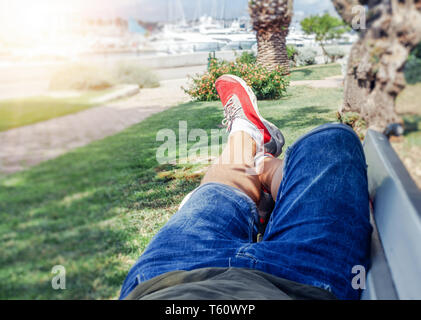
[362,130,421,300]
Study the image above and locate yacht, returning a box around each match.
[150,15,257,55]
[149,23,227,54]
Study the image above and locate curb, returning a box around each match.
[90,84,140,104]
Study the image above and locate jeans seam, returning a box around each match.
[235,252,259,264]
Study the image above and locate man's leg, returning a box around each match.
[238,124,373,300]
[120,128,266,299]
[201,131,261,204]
[258,157,284,201]
[120,74,286,299]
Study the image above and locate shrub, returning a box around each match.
[325,46,346,63]
[50,62,160,91]
[404,42,421,84]
[337,111,366,140]
[405,58,421,84]
[111,61,160,88]
[287,45,298,67]
[287,45,298,61]
[50,64,115,91]
[184,58,289,101]
[297,47,317,66]
[235,51,257,65]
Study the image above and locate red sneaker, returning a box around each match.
[215,74,284,157]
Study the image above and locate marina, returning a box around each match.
[0,0,357,65]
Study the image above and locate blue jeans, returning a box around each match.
[120,124,372,300]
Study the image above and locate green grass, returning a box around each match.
[289,63,342,81]
[392,112,421,188]
[0,85,342,299]
[396,83,421,148]
[402,114,421,146]
[393,83,421,188]
[0,90,114,132]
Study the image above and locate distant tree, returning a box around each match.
[249,0,293,73]
[300,13,350,63]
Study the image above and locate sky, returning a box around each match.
[0,0,337,22]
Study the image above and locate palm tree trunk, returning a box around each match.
[256,31,290,74]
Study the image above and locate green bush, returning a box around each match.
[49,64,115,91]
[184,57,289,101]
[297,47,317,66]
[235,51,257,65]
[287,45,298,61]
[287,45,298,67]
[338,111,366,140]
[50,62,160,91]
[111,61,160,88]
[325,46,346,63]
[404,42,421,84]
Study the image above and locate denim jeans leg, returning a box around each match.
[252,124,372,299]
[119,183,259,299]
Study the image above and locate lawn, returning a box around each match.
[289,63,342,81]
[393,83,421,188]
[0,90,115,132]
[0,85,342,299]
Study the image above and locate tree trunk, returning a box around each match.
[332,0,421,132]
[249,0,293,74]
[319,43,330,64]
[331,0,361,25]
[342,38,404,131]
[256,31,290,73]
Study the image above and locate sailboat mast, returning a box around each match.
[211,0,217,19]
[220,0,226,26]
[194,0,202,21]
[175,0,185,23]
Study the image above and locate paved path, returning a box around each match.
[0,79,190,175]
[291,75,344,88]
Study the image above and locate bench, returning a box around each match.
[362,130,421,300]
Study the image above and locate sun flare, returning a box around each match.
[0,0,100,56]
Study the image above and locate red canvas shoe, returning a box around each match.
[215,74,285,157]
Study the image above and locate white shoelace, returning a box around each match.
[221,96,242,132]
